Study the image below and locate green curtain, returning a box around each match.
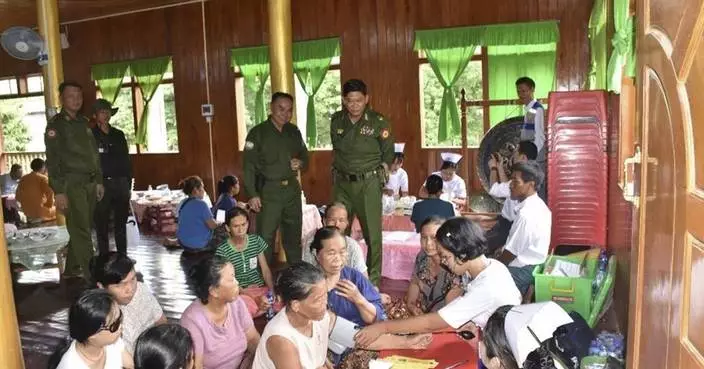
[488,45,556,126]
[130,56,171,146]
[293,38,340,146]
[607,0,635,92]
[230,46,270,124]
[91,61,129,104]
[588,0,608,89]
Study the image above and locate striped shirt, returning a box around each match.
[215,235,268,288]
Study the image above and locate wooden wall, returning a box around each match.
[0,0,594,205]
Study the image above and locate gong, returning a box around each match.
[476,115,525,204]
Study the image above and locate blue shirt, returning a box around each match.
[410,198,455,232]
[212,194,237,216]
[328,267,385,327]
[176,197,213,249]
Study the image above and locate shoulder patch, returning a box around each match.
[46,129,57,138]
[380,128,390,139]
[244,141,255,150]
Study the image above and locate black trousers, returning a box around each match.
[485,215,513,256]
[94,177,131,255]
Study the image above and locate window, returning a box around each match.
[96,63,179,154]
[234,57,342,151]
[0,74,46,153]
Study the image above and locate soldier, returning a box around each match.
[243,92,308,264]
[92,98,132,256]
[44,81,104,281]
[331,79,394,284]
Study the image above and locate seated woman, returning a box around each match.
[48,289,133,369]
[418,153,467,208]
[212,175,247,216]
[134,324,194,369]
[405,217,463,315]
[176,176,228,253]
[252,262,431,369]
[410,175,455,232]
[312,226,384,326]
[355,218,521,352]
[215,208,275,316]
[181,256,260,369]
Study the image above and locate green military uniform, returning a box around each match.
[331,108,394,284]
[44,110,102,279]
[243,118,309,264]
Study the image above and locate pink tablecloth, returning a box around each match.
[358,231,421,281]
[351,215,415,240]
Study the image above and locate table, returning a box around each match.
[380,333,477,369]
[358,231,421,281]
[351,215,416,240]
[130,190,212,223]
[6,226,69,271]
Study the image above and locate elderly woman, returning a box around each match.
[181,256,260,369]
[355,217,521,348]
[252,262,431,369]
[405,216,463,315]
[134,324,194,369]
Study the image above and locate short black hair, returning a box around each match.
[180,175,203,196]
[275,262,324,307]
[517,141,538,160]
[310,226,342,254]
[515,77,536,90]
[393,153,404,163]
[134,324,194,369]
[420,216,445,232]
[30,158,45,172]
[90,252,136,287]
[512,160,544,190]
[435,217,488,262]
[440,161,457,170]
[271,91,294,104]
[425,174,444,195]
[188,256,230,304]
[70,289,115,342]
[342,79,367,96]
[225,207,249,226]
[10,163,22,173]
[58,81,82,94]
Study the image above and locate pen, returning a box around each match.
[444,360,469,369]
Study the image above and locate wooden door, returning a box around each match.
[628,0,704,368]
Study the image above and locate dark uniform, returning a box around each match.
[243,118,308,264]
[331,108,394,284]
[45,110,102,278]
[93,121,132,255]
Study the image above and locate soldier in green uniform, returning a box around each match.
[44,81,104,280]
[243,92,308,264]
[331,79,394,284]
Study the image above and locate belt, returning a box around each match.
[335,169,380,182]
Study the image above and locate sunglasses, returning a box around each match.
[100,309,123,333]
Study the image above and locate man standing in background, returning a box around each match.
[331,79,395,285]
[45,81,104,281]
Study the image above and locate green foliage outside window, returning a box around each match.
[0,99,32,152]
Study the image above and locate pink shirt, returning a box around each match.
[180,297,254,369]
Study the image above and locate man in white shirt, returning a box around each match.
[497,161,551,295]
[485,141,538,253]
[384,143,409,198]
[0,164,23,195]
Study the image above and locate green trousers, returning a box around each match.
[64,175,97,278]
[256,179,302,265]
[333,176,383,284]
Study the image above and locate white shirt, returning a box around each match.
[56,338,125,369]
[120,282,164,353]
[301,235,368,274]
[253,309,330,369]
[385,168,409,196]
[505,194,552,267]
[520,99,545,153]
[429,172,467,199]
[489,181,519,221]
[438,259,521,329]
[0,173,19,195]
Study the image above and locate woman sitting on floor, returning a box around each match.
[176,176,228,254]
[181,256,260,369]
[212,175,248,216]
[404,216,463,315]
[215,207,275,317]
[134,324,194,369]
[49,289,133,369]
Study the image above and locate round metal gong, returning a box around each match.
[476,115,525,204]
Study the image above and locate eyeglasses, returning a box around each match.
[101,309,123,333]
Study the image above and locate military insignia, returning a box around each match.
[244,141,255,150]
[46,129,57,138]
[337,129,344,135]
[381,128,390,139]
[360,126,375,136]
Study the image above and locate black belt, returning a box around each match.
[335,169,380,182]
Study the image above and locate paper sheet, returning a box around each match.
[216,209,226,223]
[384,355,438,369]
[549,260,582,277]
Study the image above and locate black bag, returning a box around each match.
[545,312,595,369]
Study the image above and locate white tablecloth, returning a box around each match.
[6,226,69,270]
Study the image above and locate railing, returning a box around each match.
[2,151,46,173]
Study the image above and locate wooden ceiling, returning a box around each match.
[0,0,201,30]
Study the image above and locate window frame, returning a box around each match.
[0,73,44,100]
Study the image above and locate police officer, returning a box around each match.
[45,81,104,280]
[92,98,132,256]
[331,79,394,284]
[243,92,308,264]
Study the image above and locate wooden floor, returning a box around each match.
[13,235,410,368]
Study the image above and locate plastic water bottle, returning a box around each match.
[592,249,609,297]
[265,291,275,320]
